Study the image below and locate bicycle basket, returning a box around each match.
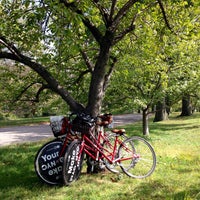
[71,113,95,134]
[50,116,69,137]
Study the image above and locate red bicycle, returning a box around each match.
[34,113,83,185]
[34,113,111,185]
[62,113,156,186]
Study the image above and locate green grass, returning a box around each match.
[0,113,200,200]
[0,116,49,127]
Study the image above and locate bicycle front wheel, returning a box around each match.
[63,140,84,186]
[118,136,156,178]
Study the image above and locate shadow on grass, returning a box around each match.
[149,124,199,138]
[121,121,199,138]
[0,142,200,200]
[0,142,60,199]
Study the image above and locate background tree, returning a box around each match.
[103,0,199,134]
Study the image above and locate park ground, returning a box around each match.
[0,114,142,146]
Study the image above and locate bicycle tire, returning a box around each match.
[103,133,127,173]
[34,139,65,185]
[118,136,156,178]
[63,140,84,186]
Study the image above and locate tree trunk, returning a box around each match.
[180,94,192,116]
[86,32,114,116]
[142,108,149,136]
[153,100,168,122]
[165,95,171,115]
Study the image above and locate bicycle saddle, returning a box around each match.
[111,129,126,135]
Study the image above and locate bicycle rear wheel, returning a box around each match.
[118,136,156,178]
[63,140,84,186]
[34,139,64,185]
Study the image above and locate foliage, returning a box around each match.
[104,0,200,113]
[0,0,199,117]
[0,113,200,199]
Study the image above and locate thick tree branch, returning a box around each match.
[80,50,94,73]
[109,0,117,21]
[0,36,21,58]
[60,0,103,44]
[103,56,117,92]
[111,0,138,31]
[0,38,84,112]
[92,0,110,27]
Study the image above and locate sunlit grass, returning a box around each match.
[0,113,199,200]
[0,116,49,127]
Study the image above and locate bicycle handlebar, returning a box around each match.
[68,112,113,127]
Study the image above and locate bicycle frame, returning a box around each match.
[58,134,74,157]
[55,113,115,161]
[57,124,140,168]
[57,113,140,167]
[79,128,126,165]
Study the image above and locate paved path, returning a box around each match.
[0,114,142,147]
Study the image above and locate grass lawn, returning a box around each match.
[0,116,49,127]
[0,113,199,200]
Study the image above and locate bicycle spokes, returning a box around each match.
[118,137,156,179]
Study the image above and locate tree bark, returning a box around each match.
[153,100,168,122]
[86,33,113,116]
[180,94,192,116]
[142,108,149,136]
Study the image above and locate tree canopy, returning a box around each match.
[0,0,199,117]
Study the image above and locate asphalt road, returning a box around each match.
[0,114,142,147]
